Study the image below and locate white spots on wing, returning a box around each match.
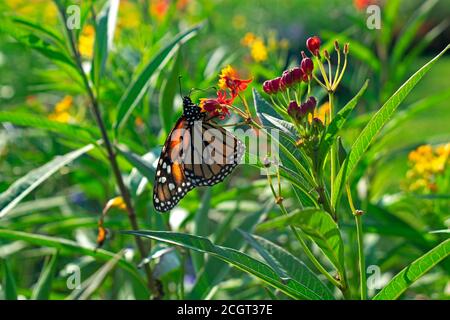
[169,183,175,191]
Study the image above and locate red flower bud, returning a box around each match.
[271,77,282,93]
[263,80,273,94]
[306,36,321,56]
[281,70,295,87]
[301,57,314,75]
[287,100,302,121]
[301,96,317,114]
[291,67,304,84]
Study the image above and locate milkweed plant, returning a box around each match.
[0,0,449,301]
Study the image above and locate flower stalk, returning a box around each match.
[56,5,159,298]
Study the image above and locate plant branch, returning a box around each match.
[346,183,366,300]
[58,7,159,298]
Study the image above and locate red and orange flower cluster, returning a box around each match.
[200,65,252,119]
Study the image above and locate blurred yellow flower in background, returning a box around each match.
[406,143,450,192]
[240,31,288,63]
[118,0,141,30]
[79,25,95,59]
[310,102,330,124]
[6,0,57,21]
[49,96,73,123]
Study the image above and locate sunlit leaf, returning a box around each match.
[0,144,94,218]
[125,230,331,300]
[373,239,450,300]
[332,44,450,208]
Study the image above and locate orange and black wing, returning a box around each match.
[183,121,245,186]
[153,117,194,212]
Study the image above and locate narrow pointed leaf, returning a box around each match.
[2,260,18,300]
[114,25,202,135]
[126,230,331,300]
[373,239,450,300]
[31,252,59,300]
[243,233,334,300]
[257,208,345,275]
[0,144,94,218]
[332,44,450,207]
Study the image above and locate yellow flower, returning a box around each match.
[48,112,71,123]
[250,38,268,62]
[241,32,257,47]
[79,25,95,58]
[55,96,73,113]
[405,143,450,193]
[310,102,330,124]
[118,1,141,30]
[49,96,73,123]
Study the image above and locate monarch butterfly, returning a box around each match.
[153,95,245,212]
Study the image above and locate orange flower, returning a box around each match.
[151,0,169,21]
[218,65,252,98]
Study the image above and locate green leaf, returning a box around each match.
[332,44,450,208]
[0,111,98,144]
[31,251,59,300]
[114,25,202,135]
[391,0,438,66]
[10,16,66,50]
[125,230,331,300]
[257,208,345,275]
[0,229,148,294]
[91,0,119,87]
[117,145,156,181]
[192,190,211,273]
[2,259,18,300]
[0,144,94,218]
[242,233,334,300]
[318,80,369,167]
[68,251,122,300]
[252,89,316,188]
[188,203,270,299]
[159,51,181,134]
[373,239,450,300]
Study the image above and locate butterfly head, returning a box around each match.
[182,96,203,122]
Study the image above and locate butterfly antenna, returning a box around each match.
[178,76,183,97]
[189,86,217,96]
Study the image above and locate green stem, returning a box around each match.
[355,214,366,300]
[346,183,366,300]
[329,92,337,207]
[266,171,341,289]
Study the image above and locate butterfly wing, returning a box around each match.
[153,117,194,212]
[183,121,245,186]
[153,116,245,212]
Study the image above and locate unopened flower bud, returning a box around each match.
[287,100,302,121]
[291,67,304,83]
[344,43,349,55]
[301,96,317,114]
[270,77,283,93]
[301,57,314,75]
[263,80,273,94]
[334,40,340,51]
[281,70,295,87]
[306,36,321,56]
